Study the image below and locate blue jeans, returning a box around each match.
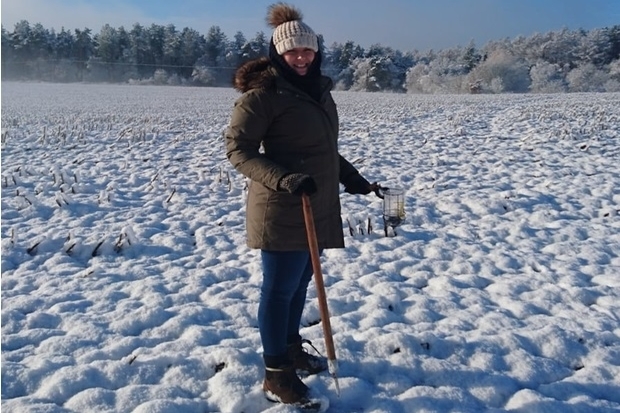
[259,250,314,367]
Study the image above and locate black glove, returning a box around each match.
[344,173,372,195]
[278,173,318,196]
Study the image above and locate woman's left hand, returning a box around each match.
[370,182,388,198]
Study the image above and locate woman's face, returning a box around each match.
[282,47,316,76]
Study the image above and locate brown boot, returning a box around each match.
[287,338,328,376]
[263,365,322,410]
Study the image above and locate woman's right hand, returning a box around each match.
[278,173,318,196]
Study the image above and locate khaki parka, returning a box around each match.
[225,57,362,251]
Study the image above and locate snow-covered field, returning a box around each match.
[1,82,620,413]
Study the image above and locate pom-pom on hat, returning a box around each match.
[267,3,318,55]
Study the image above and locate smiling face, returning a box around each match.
[282,47,316,76]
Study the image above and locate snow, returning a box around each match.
[2,82,620,413]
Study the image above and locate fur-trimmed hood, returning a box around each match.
[232,55,333,98]
[232,57,276,93]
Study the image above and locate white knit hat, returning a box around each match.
[267,3,319,55]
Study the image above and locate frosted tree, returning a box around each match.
[129,23,152,79]
[22,22,56,79]
[349,56,405,92]
[566,63,610,92]
[376,55,405,91]
[248,31,269,59]
[577,28,613,66]
[234,31,269,63]
[349,44,410,92]
[405,62,441,94]
[148,24,166,68]
[605,58,620,91]
[404,46,476,94]
[117,26,136,81]
[1,26,12,78]
[609,58,620,81]
[325,41,365,90]
[96,25,120,63]
[73,28,93,81]
[228,31,247,68]
[88,24,121,81]
[30,23,53,59]
[54,28,74,60]
[191,65,216,86]
[153,68,169,85]
[461,41,482,73]
[529,62,567,93]
[179,27,205,78]
[162,25,180,72]
[540,28,583,68]
[86,24,134,82]
[389,50,415,91]
[8,20,34,78]
[349,57,373,91]
[468,50,530,93]
[199,26,229,84]
[510,33,544,65]
[609,26,620,62]
[53,28,78,81]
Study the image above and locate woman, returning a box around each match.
[225,3,376,409]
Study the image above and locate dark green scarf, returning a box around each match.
[269,41,323,102]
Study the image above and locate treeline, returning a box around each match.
[2,20,619,93]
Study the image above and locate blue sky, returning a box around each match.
[2,0,619,51]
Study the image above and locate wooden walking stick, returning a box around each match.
[301,193,341,396]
